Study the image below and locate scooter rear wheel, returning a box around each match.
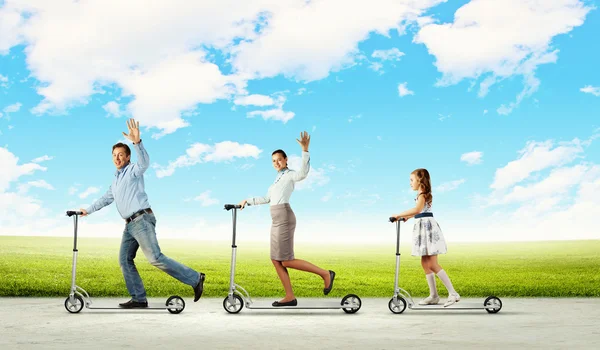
[388,297,407,314]
[64,295,84,313]
[341,294,361,314]
[223,294,244,314]
[166,295,185,314]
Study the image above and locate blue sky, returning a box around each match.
[1,0,599,243]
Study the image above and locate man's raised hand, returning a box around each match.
[122,118,141,144]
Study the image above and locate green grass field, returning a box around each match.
[1,236,598,298]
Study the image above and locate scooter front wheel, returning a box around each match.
[484,296,502,314]
[388,297,407,314]
[64,295,84,313]
[166,295,185,314]
[341,294,361,314]
[223,294,244,314]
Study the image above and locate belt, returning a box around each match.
[415,212,433,218]
[125,208,153,223]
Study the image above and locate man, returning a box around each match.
[77,118,205,308]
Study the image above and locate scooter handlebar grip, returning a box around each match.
[66,211,83,217]
[224,204,242,211]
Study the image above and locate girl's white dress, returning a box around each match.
[412,196,447,256]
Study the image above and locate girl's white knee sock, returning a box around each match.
[426,273,438,297]
[436,269,457,295]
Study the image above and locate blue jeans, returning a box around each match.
[119,213,200,302]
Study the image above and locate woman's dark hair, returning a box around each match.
[272,149,287,158]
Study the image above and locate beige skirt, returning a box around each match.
[270,203,296,261]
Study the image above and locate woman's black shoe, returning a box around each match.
[324,270,336,295]
[272,299,298,307]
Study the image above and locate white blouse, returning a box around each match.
[246,151,310,206]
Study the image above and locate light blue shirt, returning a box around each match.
[246,151,310,206]
[86,141,151,219]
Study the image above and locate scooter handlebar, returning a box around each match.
[224,204,243,211]
[389,217,406,223]
[66,211,83,217]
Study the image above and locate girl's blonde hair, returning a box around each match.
[411,168,432,206]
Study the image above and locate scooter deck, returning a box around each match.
[86,303,183,310]
[246,300,358,310]
[409,302,487,310]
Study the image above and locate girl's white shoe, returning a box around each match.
[418,295,440,305]
[444,293,460,307]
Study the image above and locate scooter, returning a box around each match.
[387,216,502,314]
[221,204,362,314]
[63,211,185,314]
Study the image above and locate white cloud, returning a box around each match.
[247,108,295,123]
[238,163,254,171]
[0,0,445,136]
[17,180,54,194]
[31,155,53,163]
[580,85,600,97]
[193,190,219,207]
[297,88,307,95]
[3,102,22,114]
[473,135,600,241]
[68,186,79,195]
[0,5,23,54]
[155,141,262,178]
[0,74,9,89]
[230,0,445,82]
[0,0,259,136]
[369,62,384,73]
[483,109,488,115]
[348,114,361,123]
[79,186,100,199]
[0,191,45,224]
[489,164,596,207]
[398,82,414,97]
[0,147,47,192]
[335,189,380,206]
[372,48,405,61]
[438,113,451,121]
[0,147,50,227]
[370,48,405,73]
[246,93,295,123]
[321,191,333,202]
[460,151,483,165]
[102,101,124,118]
[436,179,465,193]
[414,0,592,115]
[491,138,584,190]
[234,94,275,106]
[287,154,330,190]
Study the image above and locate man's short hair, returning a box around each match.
[112,143,131,156]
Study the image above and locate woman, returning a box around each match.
[238,131,335,307]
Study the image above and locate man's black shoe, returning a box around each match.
[194,273,205,302]
[118,299,148,308]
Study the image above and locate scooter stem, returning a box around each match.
[229,209,238,294]
[394,221,401,292]
[71,215,79,292]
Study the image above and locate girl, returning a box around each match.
[392,168,460,307]
[238,131,335,307]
